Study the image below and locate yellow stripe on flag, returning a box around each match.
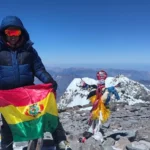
[0,92,58,124]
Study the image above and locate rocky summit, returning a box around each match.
[60,102,150,150]
[57,74,150,150]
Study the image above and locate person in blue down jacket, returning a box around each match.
[0,16,71,150]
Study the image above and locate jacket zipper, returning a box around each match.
[11,50,19,87]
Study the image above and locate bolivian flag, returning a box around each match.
[0,84,58,142]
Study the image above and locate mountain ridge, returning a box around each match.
[58,74,150,109]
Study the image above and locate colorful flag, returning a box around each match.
[87,90,97,104]
[91,98,110,123]
[0,84,59,142]
[88,89,110,124]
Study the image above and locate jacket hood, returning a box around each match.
[0,16,30,41]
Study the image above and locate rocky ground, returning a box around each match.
[1,102,150,150]
[59,102,150,150]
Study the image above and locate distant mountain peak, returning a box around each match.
[58,75,150,109]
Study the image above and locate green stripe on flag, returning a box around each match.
[9,113,58,142]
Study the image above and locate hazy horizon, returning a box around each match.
[44,63,150,72]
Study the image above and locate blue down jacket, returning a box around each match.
[0,16,54,89]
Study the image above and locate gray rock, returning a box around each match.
[113,137,131,150]
[120,121,132,128]
[102,138,115,147]
[139,140,150,149]
[104,130,136,141]
[131,141,149,150]
[135,128,150,142]
[102,121,110,128]
[126,144,144,150]
[102,145,114,150]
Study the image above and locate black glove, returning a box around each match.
[51,80,57,91]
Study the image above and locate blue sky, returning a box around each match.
[0,0,150,70]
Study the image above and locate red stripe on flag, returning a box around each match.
[0,83,55,107]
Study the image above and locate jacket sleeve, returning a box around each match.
[32,48,55,83]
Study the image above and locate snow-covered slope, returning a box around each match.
[58,78,95,109]
[58,75,150,109]
[106,75,150,105]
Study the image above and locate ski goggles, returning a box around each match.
[4,29,22,36]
